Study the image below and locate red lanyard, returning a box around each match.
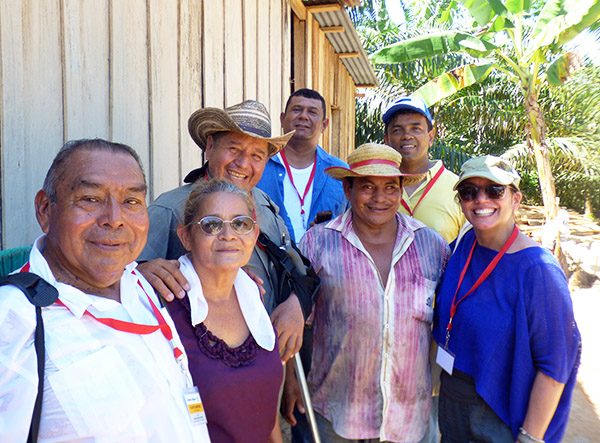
[22,263,184,361]
[444,225,519,348]
[401,164,445,216]
[280,150,317,216]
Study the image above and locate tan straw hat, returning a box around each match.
[454,155,521,190]
[325,143,425,186]
[188,100,294,157]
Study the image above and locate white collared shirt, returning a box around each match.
[178,255,275,351]
[0,236,211,442]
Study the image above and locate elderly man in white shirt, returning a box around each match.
[0,139,210,442]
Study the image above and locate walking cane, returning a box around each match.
[293,353,321,443]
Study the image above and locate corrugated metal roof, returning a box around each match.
[307,5,378,87]
[303,0,360,5]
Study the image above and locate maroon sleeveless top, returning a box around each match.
[168,295,283,442]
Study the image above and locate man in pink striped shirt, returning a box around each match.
[288,143,450,442]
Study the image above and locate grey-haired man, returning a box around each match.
[0,139,210,441]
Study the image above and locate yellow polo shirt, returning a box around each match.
[399,160,466,243]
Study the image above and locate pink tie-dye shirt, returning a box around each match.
[300,210,450,442]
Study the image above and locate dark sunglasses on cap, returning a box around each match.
[195,215,255,235]
[456,184,510,202]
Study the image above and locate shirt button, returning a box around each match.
[384,353,389,358]
[385,324,390,329]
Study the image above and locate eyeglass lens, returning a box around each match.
[457,184,507,202]
[198,216,255,235]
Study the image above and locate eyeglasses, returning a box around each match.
[456,184,508,202]
[195,216,255,235]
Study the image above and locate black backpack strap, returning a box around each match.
[0,272,58,443]
[256,232,319,320]
[28,304,44,443]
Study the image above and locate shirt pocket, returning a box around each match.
[48,345,144,438]
[411,276,437,324]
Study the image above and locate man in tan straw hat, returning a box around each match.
[137,100,308,362]
[282,143,450,442]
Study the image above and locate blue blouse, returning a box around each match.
[433,229,581,442]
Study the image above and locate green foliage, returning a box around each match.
[350,0,600,218]
[371,31,499,62]
[429,141,473,174]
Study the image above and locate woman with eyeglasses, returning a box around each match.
[432,156,580,443]
[165,178,284,442]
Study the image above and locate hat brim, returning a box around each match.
[188,107,294,157]
[325,165,425,187]
[453,171,518,190]
[383,104,432,126]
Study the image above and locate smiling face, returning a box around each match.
[384,112,434,172]
[177,191,259,275]
[459,177,521,234]
[280,96,329,145]
[205,131,270,190]
[344,176,401,230]
[35,149,149,290]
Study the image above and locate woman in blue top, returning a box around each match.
[433,156,580,443]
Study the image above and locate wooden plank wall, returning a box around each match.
[291,9,357,163]
[0,0,291,249]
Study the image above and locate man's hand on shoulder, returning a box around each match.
[136,259,190,302]
[270,292,304,363]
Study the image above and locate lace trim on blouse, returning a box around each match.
[181,295,258,368]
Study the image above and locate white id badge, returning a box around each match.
[184,386,208,426]
[436,346,455,375]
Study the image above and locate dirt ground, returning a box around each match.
[564,283,600,442]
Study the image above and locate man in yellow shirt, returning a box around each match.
[383,97,465,243]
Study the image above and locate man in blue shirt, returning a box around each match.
[257,89,347,242]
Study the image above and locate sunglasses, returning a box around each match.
[456,184,508,202]
[195,216,255,235]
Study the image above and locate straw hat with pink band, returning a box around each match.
[325,143,425,185]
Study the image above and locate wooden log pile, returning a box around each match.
[517,205,600,289]
[517,204,600,242]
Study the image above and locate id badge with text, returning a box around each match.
[436,346,455,375]
[184,386,207,426]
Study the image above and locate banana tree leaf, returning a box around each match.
[505,0,532,14]
[411,63,495,106]
[545,52,573,86]
[526,16,565,58]
[370,32,499,63]
[457,0,496,26]
[490,15,514,32]
[457,0,513,26]
[557,1,600,45]
[534,0,599,41]
[534,0,571,37]
[526,0,600,57]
